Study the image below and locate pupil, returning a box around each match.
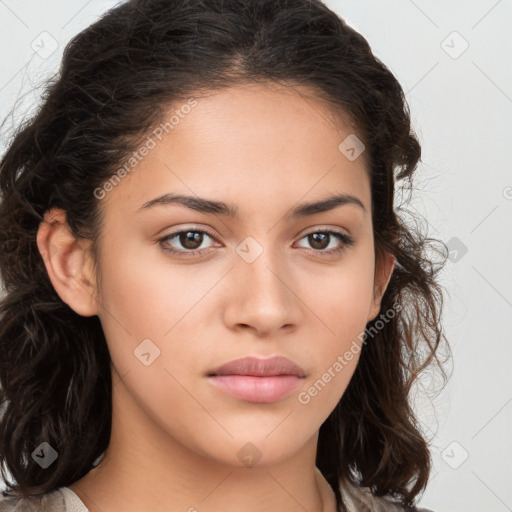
[181,231,202,249]
[310,233,328,249]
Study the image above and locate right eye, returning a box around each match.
[158,227,218,256]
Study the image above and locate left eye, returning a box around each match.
[295,231,354,254]
[158,228,354,256]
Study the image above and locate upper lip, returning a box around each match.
[208,356,307,378]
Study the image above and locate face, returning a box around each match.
[43,82,393,468]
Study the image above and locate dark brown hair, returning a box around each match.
[0,0,450,509]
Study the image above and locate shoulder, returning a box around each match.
[0,487,87,512]
[340,478,437,512]
[0,488,65,511]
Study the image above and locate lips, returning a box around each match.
[207,355,307,378]
[207,356,307,403]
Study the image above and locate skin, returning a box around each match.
[37,82,395,512]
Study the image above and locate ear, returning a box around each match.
[367,249,396,322]
[36,207,99,317]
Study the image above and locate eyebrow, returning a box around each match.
[139,192,366,218]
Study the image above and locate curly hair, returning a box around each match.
[0,0,450,509]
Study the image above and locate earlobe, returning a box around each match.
[36,208,99,317]
[367,251,396,322]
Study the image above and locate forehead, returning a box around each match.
[98,82,371,222]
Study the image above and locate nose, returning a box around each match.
[222,244,302,338]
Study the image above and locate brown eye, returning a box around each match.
[178,231,204,250]
[159,228,217,255]
[307,232,330,250]
[296,230,354,256]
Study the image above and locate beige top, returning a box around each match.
[0,474,436,512]
[0,487,87,511]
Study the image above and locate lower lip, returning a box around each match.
[208,375,303,403]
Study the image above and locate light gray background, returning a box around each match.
[1,1,511,511]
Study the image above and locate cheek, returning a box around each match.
[95,238,225,381]
[311,252,375,339]
[97,239,196,332]
[303,251,375,395]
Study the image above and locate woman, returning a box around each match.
[0,0,448,510]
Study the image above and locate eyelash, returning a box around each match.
[158,227,354,258]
